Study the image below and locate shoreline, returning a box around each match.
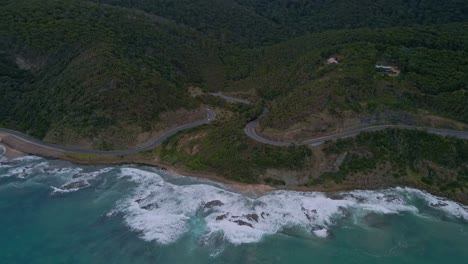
[0,140,387,195]
[0,138,372,196]
[0,139,276,196]
[0,144,388,195]
[1,140,467,204]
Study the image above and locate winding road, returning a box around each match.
[208,92,468,146]
[245,121,468,147]
[0,108,216,156]
[1,90,468,156]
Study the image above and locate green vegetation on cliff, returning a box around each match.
[160,120,311,183]
[158,106,311,182]
[317,129,468,200]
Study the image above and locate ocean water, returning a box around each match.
[0,156,467,264]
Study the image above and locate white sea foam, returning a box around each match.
[50,186,74,194]
[50,180,91,194]
[3,157,466,249]
[74,167,113,180]
[6,161,50,178]
[0,156,26,169]
[116,167,237,244]
[44,167,83,176]
[343,189,419,214]
[49,167,113,194]
[118,169,460,248]
[200,191,355,244]
[11,156,42,162]
[402,187,468,220]
[118,167,164,184]
[0,164,14,172]
[312,228,329,238]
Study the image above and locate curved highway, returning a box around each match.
[203,93,468,146]
[244,120,292,146]
[0,108,216,156]
[245,120,468,146]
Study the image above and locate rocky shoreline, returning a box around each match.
[1,137,467,205]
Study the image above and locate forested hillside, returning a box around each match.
[1,0,467,149]
[0,0,224,142]
[94,0,468,46]
[226,24,468,135]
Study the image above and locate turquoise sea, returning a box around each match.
[0,155,467,264]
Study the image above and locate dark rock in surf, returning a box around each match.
[216,213,229,221]
[155,166,167,171]
[61,180,90,190]
[233,220,253,228]
[134,196,159,210]
[204,200,224,208]
[384,195,399,203]
[245,214,259,222]
[140,203,159,210]
[260,212,269,219]
[302,207,318,221]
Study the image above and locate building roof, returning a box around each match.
[327,57,339,64]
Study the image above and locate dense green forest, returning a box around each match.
[1,0,468,190]
[0,0,223,139]
[93,0,468,47]
[1,0,467,138]
[240,24,468,130]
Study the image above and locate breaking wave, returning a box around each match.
[50,168,113,194]
[2,157,467,251]
[0,155,113,194]
[113,168,468,248]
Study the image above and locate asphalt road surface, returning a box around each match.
[0,108,216,156]
[245,121,468,147]
[244,120,292,146]
[208,93,468,146]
